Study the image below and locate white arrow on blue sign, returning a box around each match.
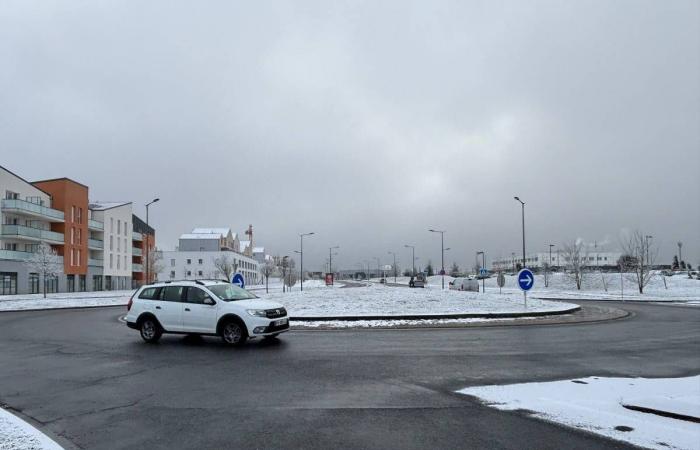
[231,273,245,289]
[517,268,534,291]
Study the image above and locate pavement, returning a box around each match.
[0,301,698,449]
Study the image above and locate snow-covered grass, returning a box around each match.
[0,290,135,311]
[0,407,63,450]
[259,283,575,318]
[380,272,700,301]
[458,375,700,450]
[291,316,539,328]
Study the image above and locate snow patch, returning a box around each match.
[0,407,63,450]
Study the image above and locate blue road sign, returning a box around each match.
[479,268,488,277]
[517,268,534,291]
[231,273,245,289]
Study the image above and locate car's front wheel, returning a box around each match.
[221,321,248,346]
[139,318,162,343]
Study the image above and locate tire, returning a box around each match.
[139,317,162,343]
[221,320,248,346]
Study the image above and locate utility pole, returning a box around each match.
[328,245,339,276]
[514,197,526,268]
[299,232,315,292]
[429,229,446,289]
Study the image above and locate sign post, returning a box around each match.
[231,273,245,289]
[517,268,534,308]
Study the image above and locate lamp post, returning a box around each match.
[328,246,339,276]
[677,241,682,267]
[429,229,446,289]
[404,245,416,276]
[145,198,159,284]
[514,197,526,268]
[299,232,314,292]
[363,260,371,285]
[476,251,485,293]
[388,251,397,283]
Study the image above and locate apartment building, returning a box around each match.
[132,214,155,288]
[89,202,132,290]
[492,251,623,272]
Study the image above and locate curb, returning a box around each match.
[289,305,581,322]
[621,403,700,423]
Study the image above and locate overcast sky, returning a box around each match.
[2,0,699,271]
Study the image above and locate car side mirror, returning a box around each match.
[203,297,215,306]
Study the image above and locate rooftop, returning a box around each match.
[179,233,222,240]
[89,201,132,211]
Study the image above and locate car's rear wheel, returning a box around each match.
[221,321,247,346]
[140,318,162,343]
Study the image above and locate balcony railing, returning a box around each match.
[88,238,103,249]
[0,224,64,243]
[1,199,64,222]
[132,247,142,256]
[132,232,143,241]
[88,258,104,267]
[88,219,104,231]
[132,263,143,272]
[0,249,64,263]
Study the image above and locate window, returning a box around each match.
[170,271,175,279]
[110,254,113,269]
[79,275,86,292]
[124,222,128,235]
[71,206,75,222]
[186,271,192,276]
[77,207,82,224]
[160,286,184,302]
[70,249,74,266]
[197,270,203,277]
[110,218,114,232]
[117,237,121,252]
[117,256,120,270]
[77,249,81,266]
[186,287,212,304]
[110,236,113,251]
[70,227,75,244]
[77,228,81,245]
[186,259,192,265]
[67,275,75,292]
[198,259,203,265]
[93,275,103,291]
[139,287,160,299]
[124,239,127,253]
[117,220,121,234]
[170,259,175,267]
[29,273,40,294]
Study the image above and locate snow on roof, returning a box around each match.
[179,233,221,240]
[89,201,131,210]
[191,227,231,235]
[253,247,264,253]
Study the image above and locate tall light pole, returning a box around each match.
[678,241,683,266]
[388,251,397,283]
[404,245,416,276]
[514,197,526,268]
[145,198,159,284]
[328,246,339,275]
[476,251,485,293]
[429,229,446,289]
[299,232,314,292]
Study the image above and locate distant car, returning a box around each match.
[409,274,426,288]
[125,280,289,346]
[449,277,479,292]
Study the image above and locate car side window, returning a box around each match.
[138,287,160,299]
[160,285,184,302]
[186,287,213,305]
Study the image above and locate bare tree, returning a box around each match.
[145,248,164,282]
[261,259,277,293]
[562,239,589,290]
[25,242,62,298]
[620,230,656,294]
[213,253,238,281]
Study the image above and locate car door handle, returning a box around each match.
[185,308,191,312]
[155,306,161,310]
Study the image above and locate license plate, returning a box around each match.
[273,318,288,326]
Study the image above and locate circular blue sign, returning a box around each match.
[231,273,245,289]
[517,268,534,291]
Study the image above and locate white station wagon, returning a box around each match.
[126,280,289,346]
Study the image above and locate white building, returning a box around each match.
[492,251,623,271]
[89,202,132,290]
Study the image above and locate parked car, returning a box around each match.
[409,274,426,288]
[449,277,479,292]
[125,280,289,346]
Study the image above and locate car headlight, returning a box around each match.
[247,309,267,317]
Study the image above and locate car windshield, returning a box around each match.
[208,284,257,301]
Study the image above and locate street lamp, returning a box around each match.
[514,197,526,268]
[429,229,446,289]
[299,232,314,291]
[388,251,397,283]
[328,246,339,275]
[476,251,485,293]
[404,245,416,276]
[145,198,159,284]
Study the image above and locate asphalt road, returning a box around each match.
[0,301,698,450]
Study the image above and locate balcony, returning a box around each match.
[132,247,142,256]
[0,249,64,263]
[88,219,104,231]
[0,224,64,244]
[132,232,143,241]
[1,199,64,222]
[88,238,103,250]
[132,263,143,272]
[88,258,103,267]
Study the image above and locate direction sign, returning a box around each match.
[231,273,245,289]
[479,268,488,277]
[517,268,534,291]
[497,272,505,288]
